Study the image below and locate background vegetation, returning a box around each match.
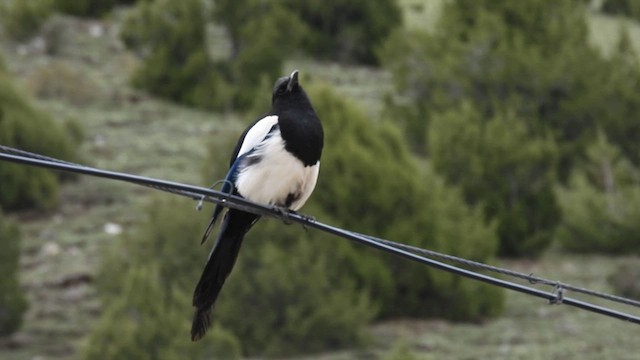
[0,0,639,359]
[0,54,80,211]
[0,210,26,336]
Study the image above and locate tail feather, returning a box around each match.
[191,209,259,341]
[191,308,211,341]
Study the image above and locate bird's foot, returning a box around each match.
[273,207,315,229]
[274,206,295,225]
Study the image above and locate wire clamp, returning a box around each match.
[196,180,230,211]
[196,196,205,211]
[549,282,565,305]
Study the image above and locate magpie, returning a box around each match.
[191,70,324,341]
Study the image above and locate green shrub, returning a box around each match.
[591,33,640,166]
[121,0,227,109]
[0,0,53,41]
[89,196,374,357]
[0,210,27,337]
[83,264,241,359]
[84,197,241,359]
[601,0,640,19]
[381,0,640,168]
[282,0,402,64]
[307,86,504,319]
[0,53,79,211]
[556,133,640,254]
[428,103,560,257]
[54,0,137,18]
[122,0,298,111]
[217,221,375,357]
[223,2,305,109]
[381,0,640,256]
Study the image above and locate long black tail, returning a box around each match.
[191,209,259,341]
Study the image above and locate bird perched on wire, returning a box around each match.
[191,70,324,341]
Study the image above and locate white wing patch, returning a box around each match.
[237,115,279,159]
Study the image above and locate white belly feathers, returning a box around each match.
[234,128,319,211]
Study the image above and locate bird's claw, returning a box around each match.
[273,207,315,229]
[274,206,294,225]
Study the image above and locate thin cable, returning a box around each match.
[353,232,640,308]
[11,138,634,306]
[17,133,626,304]
[0,145,84,166]
[1,145,639,325]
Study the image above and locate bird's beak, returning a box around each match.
[287,70,299,92]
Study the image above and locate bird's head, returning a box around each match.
[272,70,301,104]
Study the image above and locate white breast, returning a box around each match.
[235,130,319,210]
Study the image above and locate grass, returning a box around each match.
[369,254,640,360]
[588,12,640,56]
[0,3,639,360]
[398,0,444,32]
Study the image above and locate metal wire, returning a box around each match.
[354,232,640,308]
[1,144,639,325]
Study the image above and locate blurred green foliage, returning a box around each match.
[122,0,301,111]
[87,200,374,357]
[556,132,640,254]
[0,0,53,41]
[0,53,80,211]
[382,0,602,162]
[83,198,241,359]
[308,86,504,319]
[121,0,226,109]
[122,0,404,110]
[428,103,559,257]
[0,210,27,337]
[54,0,137,17]
[211,0,306,109]
[381,0,640,256]
[601,0,640,20]
[283,0,402,64]
[0,0,138,41]
[216,220,376,356]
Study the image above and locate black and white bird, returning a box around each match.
[191,70,324,341]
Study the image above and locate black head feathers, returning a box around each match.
[272,70,300,104]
